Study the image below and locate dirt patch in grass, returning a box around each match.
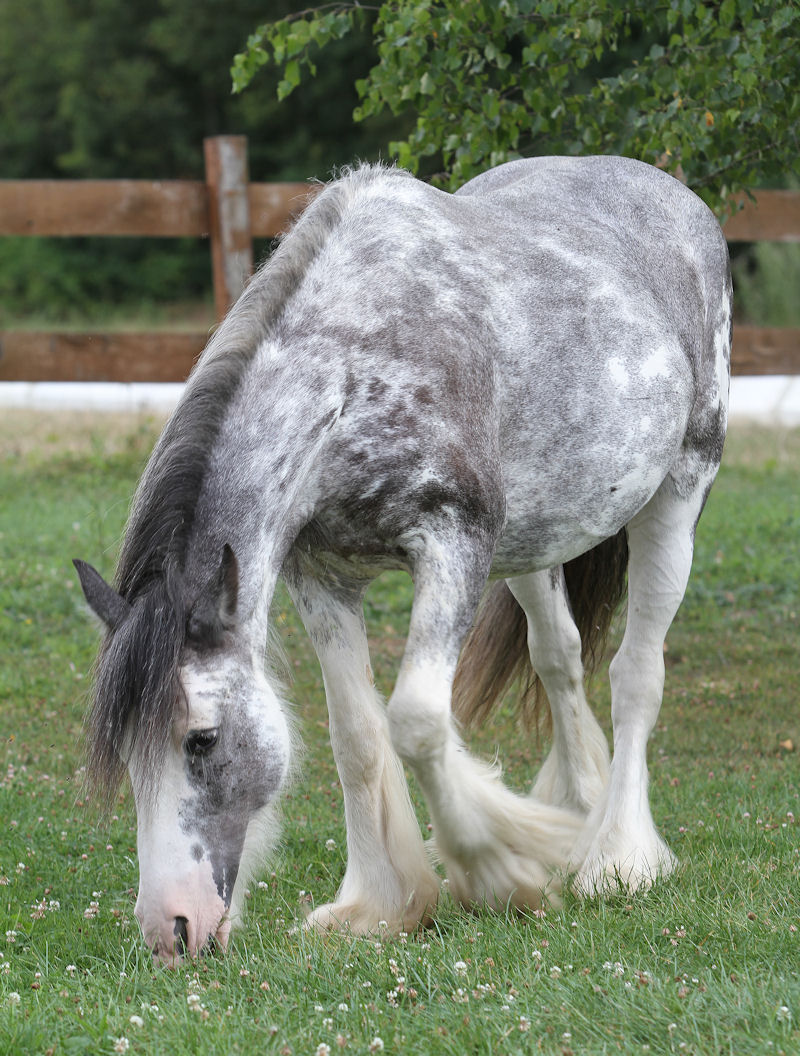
[0,408,166,460]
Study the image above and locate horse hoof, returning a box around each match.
[573,843,678,898]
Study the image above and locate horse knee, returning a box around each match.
[387,681,449,765]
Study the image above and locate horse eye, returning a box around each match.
[183,728,219,758]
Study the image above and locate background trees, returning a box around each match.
[234,0,800,214]
[1,0,798,320]
[0,0,402,319]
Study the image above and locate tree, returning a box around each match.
[0,0,403,318]
[233,0,800,213]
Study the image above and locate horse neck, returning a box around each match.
[185,338,344,641]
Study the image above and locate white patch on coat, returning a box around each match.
[607,356,630,391]
[640,345,674,380]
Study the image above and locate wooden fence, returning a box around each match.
[0,135,798,382]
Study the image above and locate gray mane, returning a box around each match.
[86,166,394,802]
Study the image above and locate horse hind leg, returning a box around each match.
[285,566,439,935]
[387,531,583,913]
[506,568,610,816]
[572,468,714,895]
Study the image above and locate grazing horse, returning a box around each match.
[74,155,731,963]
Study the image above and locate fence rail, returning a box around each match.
[0,136,797,382]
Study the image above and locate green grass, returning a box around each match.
[2,415,800,1055]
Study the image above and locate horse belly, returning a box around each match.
[491,386,691,576]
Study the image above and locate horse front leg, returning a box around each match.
[387,531,582,912]
[285,564,439,934]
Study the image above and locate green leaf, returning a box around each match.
[285,58,301,87]
[233,0,800,200]
[419,71,435,95]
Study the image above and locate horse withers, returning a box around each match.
[75,155,731,963]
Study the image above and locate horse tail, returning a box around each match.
[451,528,628,732]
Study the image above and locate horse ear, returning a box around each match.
[217,543,239,619]
[73,559,131,630]
[186,544,239,646]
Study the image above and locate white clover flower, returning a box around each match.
[369,1038,385,1053]
[550,965,562,979]
[325,839,336,850]
[316,1045,331,1056]
[8,992,21,1006]
[322,1018,333,1029]
[519,1015,531,1032]
[454,960,468,975]
[777,1005,792,1022]
[129,1015,144,1028]
[337,1002,349,1012]
[112,1039,130,1054]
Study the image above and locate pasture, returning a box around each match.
[1,409,799,1055]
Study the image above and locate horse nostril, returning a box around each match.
[173,916,189,956]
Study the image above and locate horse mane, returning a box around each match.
[86,165,398,805]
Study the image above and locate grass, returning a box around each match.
[1,412,800,1055]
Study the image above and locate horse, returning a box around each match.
[74,155,731,964]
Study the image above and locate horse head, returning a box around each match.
[74,546,292,964]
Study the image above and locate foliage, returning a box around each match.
[0,0,404,318]
[732,242,800,327]
[234,0,800,212]
[0,0,393,182]
[0,238,215,325]
[2,415,800,1054]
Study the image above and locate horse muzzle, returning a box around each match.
[135,873,232,965]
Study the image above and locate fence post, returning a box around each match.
[204,135,253,322]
